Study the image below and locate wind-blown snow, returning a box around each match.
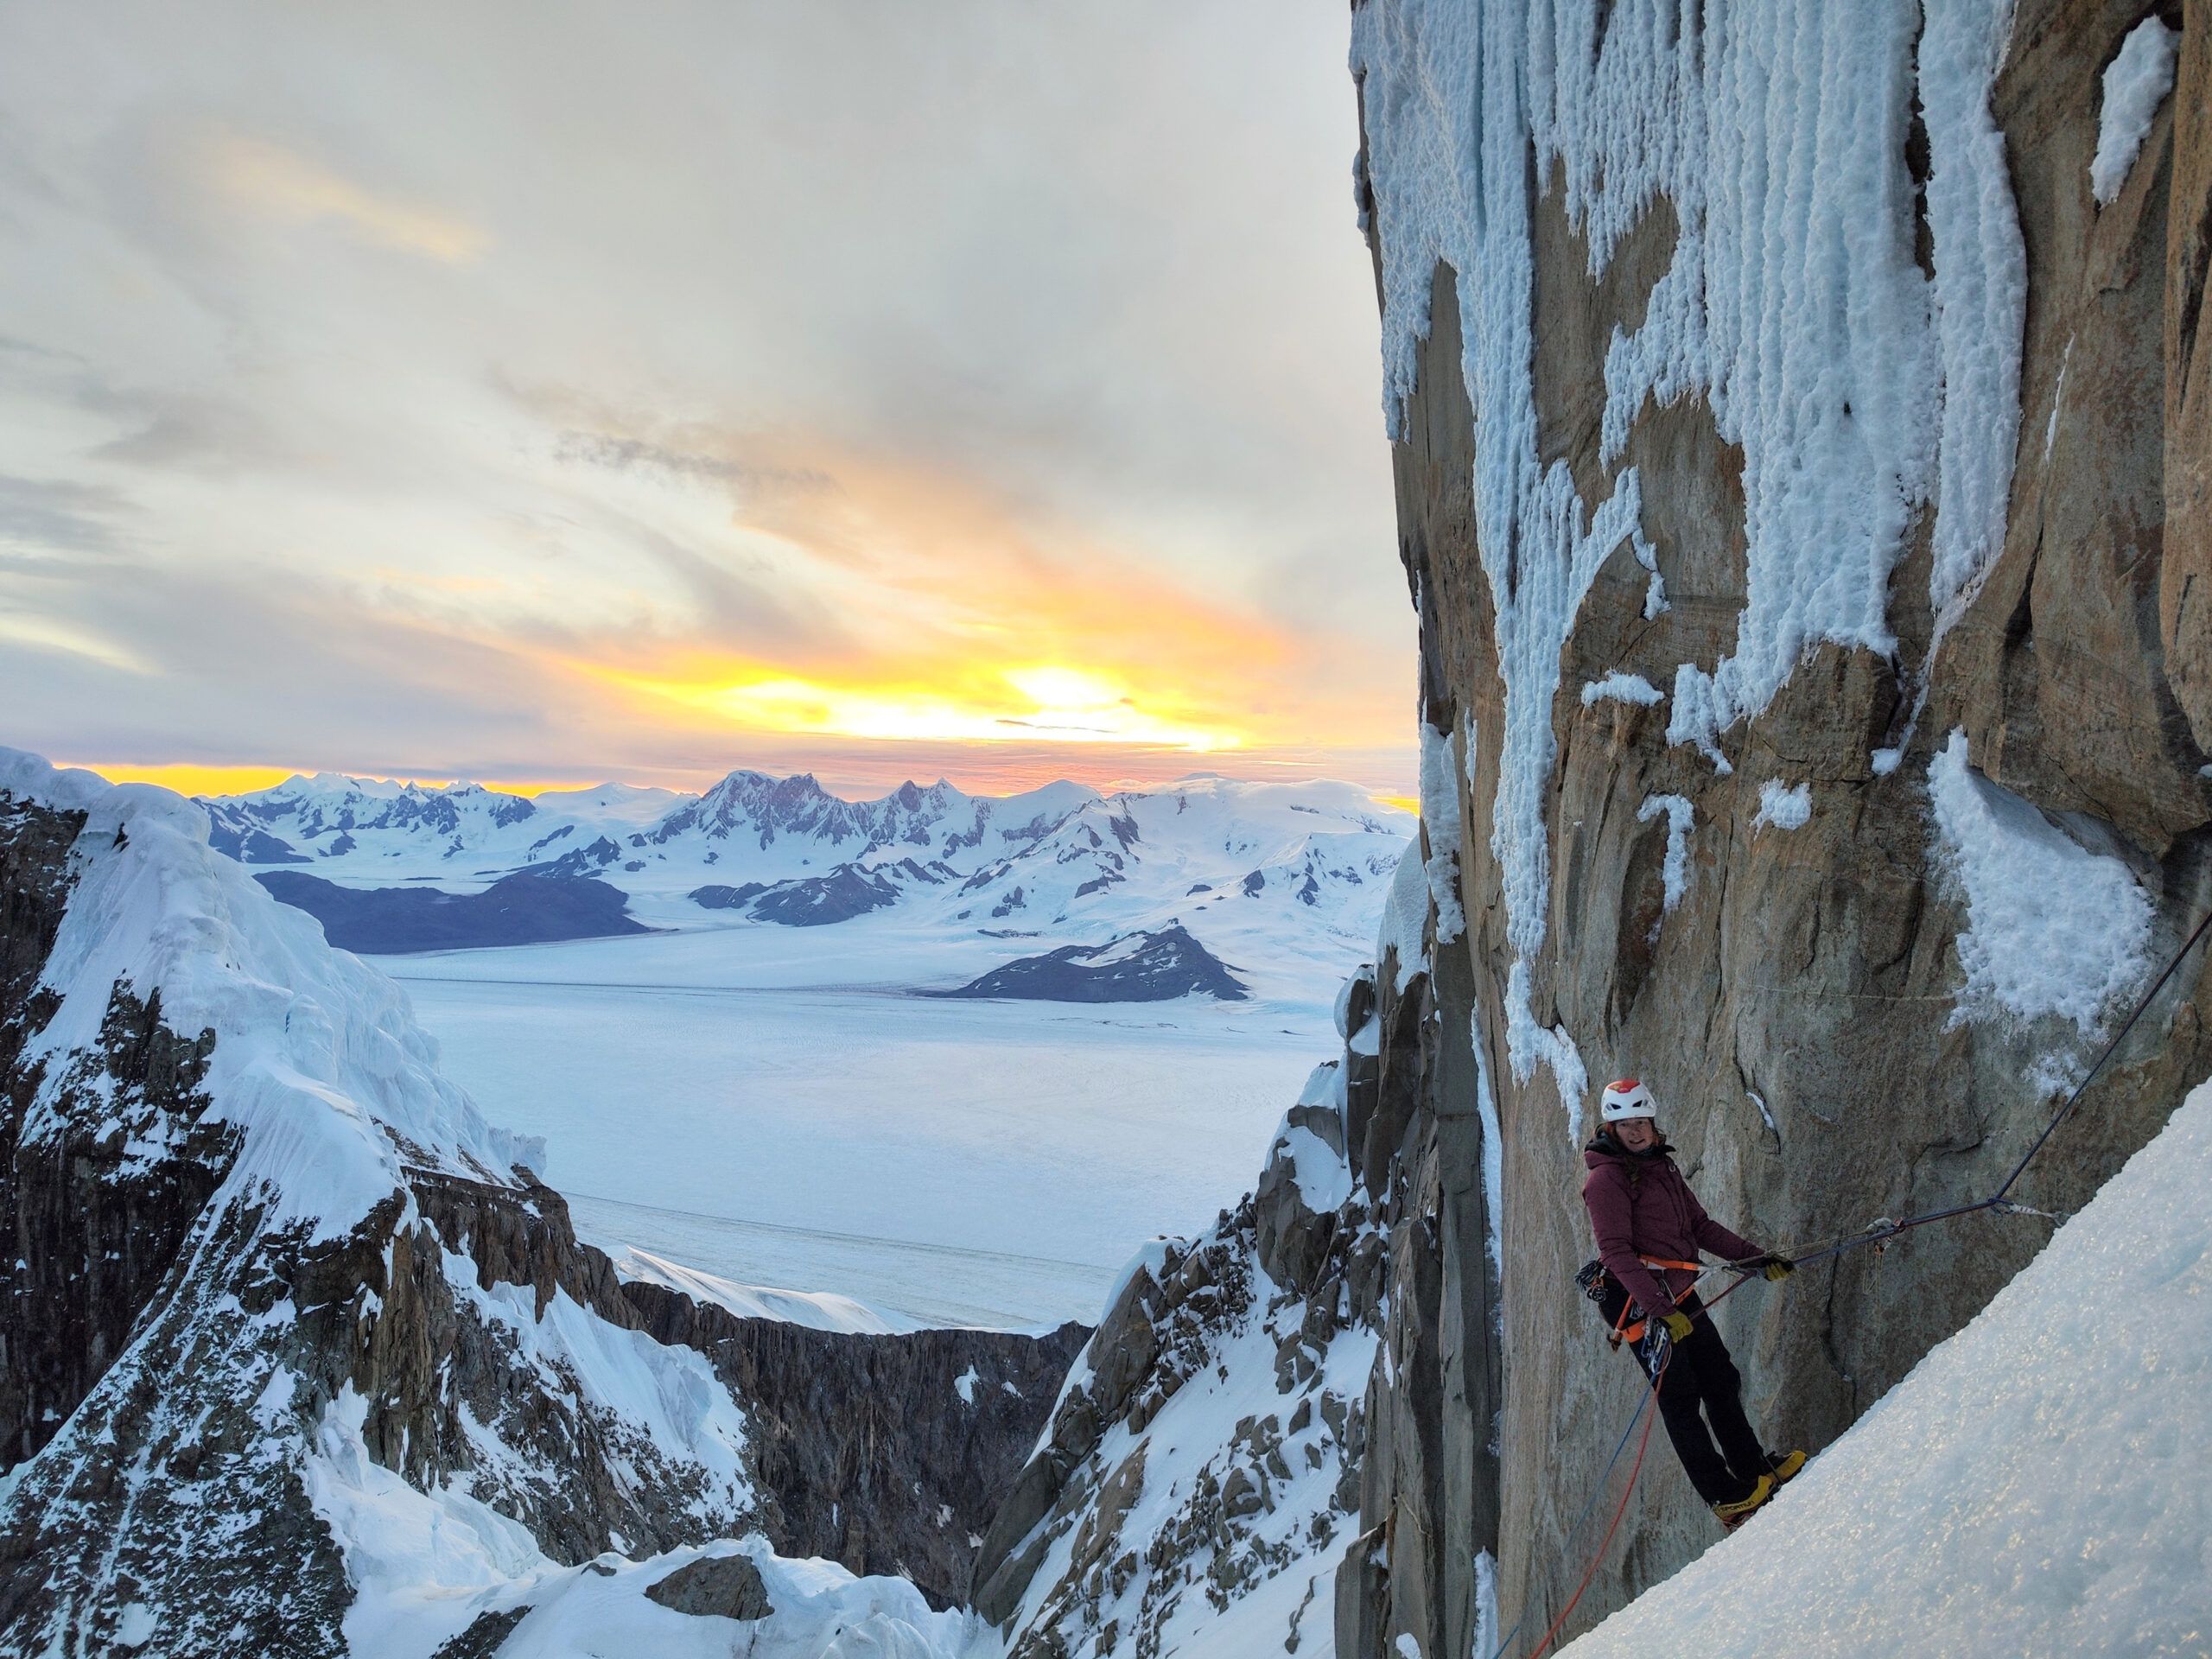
[1559,1075,2212,1659]
[607,1247,916,1336]
[2,748,536,1243]
[1420,721,1468,945]
[1580,672,1663,709]
[1927,731,2152,1040]
[2091,18,2181,205]
[1471,1013,1505,1324]
[1354,0,2024,1070]
[1637,794,1694,912]
[1751,780,1811,832]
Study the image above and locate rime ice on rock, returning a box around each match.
[2090,19,2181,205]
[1927,731,2153,1043]
[1580,671,1664,709]
[1353,0,2029,1056]
[1636,794,1694,912]
[1751,780,1812,833]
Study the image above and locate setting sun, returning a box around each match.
[585,660,1244,753]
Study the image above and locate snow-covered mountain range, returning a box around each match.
[200,769,1414,1003]
[0,748,1082,1655]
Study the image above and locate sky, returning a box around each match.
[0,1,1411,802]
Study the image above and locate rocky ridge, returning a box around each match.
[966,934,1412,1655]
[0,757,1077,1654]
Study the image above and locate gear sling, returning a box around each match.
[1574,1253,1700,1347]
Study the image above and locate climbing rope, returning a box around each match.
[1479,1316,1690,1659]
[1519,1350,1667,1659]
[1482,901,2212,1657]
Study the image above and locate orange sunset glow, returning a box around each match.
[2,1,1411,803]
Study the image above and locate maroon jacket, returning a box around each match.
[1581,1135,1760,1323]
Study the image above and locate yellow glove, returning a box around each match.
[1661,1310,1694,1343]
[1758,1254,1796,1283]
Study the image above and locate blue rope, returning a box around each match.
[1484,1350,1668,1659]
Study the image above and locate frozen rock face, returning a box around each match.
[1335,2,2212,1655]
[967,966,1398,1656]
[0,761,1077,1654]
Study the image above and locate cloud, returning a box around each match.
[0,0,1417,797]
[0,474,130,552]
[194,129,487,263]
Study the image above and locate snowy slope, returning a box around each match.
[6,751,538,1240]
[1555,1078,2212,1659]
[0,748,1058,1656]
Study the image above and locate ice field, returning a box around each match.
[397,953,1332,1328]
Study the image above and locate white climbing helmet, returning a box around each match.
[1599,1077,1657,1122]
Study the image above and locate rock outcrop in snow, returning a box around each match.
[0,753,1078,1655]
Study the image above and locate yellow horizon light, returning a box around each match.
[64,761,306,798]
[60,761,637,801]
[587,661,1243,753]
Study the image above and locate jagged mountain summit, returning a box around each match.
[203,767,1413,1004]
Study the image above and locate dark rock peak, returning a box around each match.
[645,1553,773,1620]
[932,925,1248,1004]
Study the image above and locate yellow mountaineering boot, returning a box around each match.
[1768,1449,1808,1485]
[1712,1474,1775,1531]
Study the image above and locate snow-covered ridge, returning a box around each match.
[3,748,537,1242]
[1,744,1086,1656]
[207,763,1414,1006]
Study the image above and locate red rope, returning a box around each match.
[1523,1352,1667,1659]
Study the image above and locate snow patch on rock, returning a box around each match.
[1637,794,1694,912]
[1581,671,1664,709]
[1927,731,2152,1040]
[2090,18,2181,205]
[1378,840,1433,991]
[1752,780,1812,832]
[1419,721,1467,945]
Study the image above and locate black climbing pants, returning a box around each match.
[1631,1293,1770,1505]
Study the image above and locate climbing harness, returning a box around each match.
[1483,901,2212,1659]
[1575,1255,1701,1347]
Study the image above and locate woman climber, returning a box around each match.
[1580,1077,1807,1529]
